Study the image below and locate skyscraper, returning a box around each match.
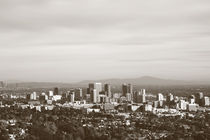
[195,92,204,106]
[179,100,187,110]
[122,83,133,97]
[92,89,97,103]
[95,83,102,94]
[198,92,204,99]
[134,89,146,103]
[70,92,75,103]
[157,93,164,101]
[189,95,195,104]
[166,93,174,103]
[32,92,37,100]
[128,84,133,95]
[88,83,95,93]
[122,83,128,97]
[126,93,132,101]
[54,87,59,95]
[204,96,210,106]
[48,91,54,97]
[89,83,102,103]
[104,84,111,98]
[75,88,83,101]
[26,92,37,100]
[140,89,146,103]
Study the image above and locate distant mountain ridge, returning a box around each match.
[3,76,209,89]
[77,76,195,86]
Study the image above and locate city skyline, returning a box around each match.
[1,0,210,82]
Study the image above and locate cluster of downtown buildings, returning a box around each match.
[1,82,210,115]
[84,83,210,113]
[86,83,146,104]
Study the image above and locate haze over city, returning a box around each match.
[1,0,210,82]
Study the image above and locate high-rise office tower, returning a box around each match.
[140,89,146,103]
[133,91,138,103]
[128,84,133,94]
[92,89,97,103]
[179,100,187,110]
[95,83,102,94]
[189,95,195,104]
[195,92,204,106]
[32,92,37,100]
[39,93,48,102]
[134,89,146,103]
[62,92,69,99]
[48,91,54,97]
[104,84,111,98]
[198,92,204,99]
[26,94,31,100]
[157,93,164,101]
[126,93,132,101]
[27,92,37,100]
[204,97,210,106]
[122,83,128,97]
[122,83,133,97]
[54,87,59,95]
[89,83,102,103]
[195,92,203,100]
[88,83,95,94]
[99,94,107,103]
[166,93,174,103]
[128,84,133,101]
[70,92,75,103]
[30,93,34,100]
[75,88,83,101]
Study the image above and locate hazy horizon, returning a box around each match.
[1,0,210,82]
[3,76,210,84]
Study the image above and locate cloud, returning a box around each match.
[0,0,210,82]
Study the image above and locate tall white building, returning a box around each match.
[32,92,37,100]
[157,93,164,101]
[141,89,146,103]
[204,96,210,106]
[28,92,37,100]
[179,100,187,110]
[93,89,97,103]
[198,92,204,99]
[48,91,54,97]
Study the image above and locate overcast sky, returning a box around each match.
[0,0,210,82]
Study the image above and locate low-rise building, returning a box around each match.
[188,104,198,112]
